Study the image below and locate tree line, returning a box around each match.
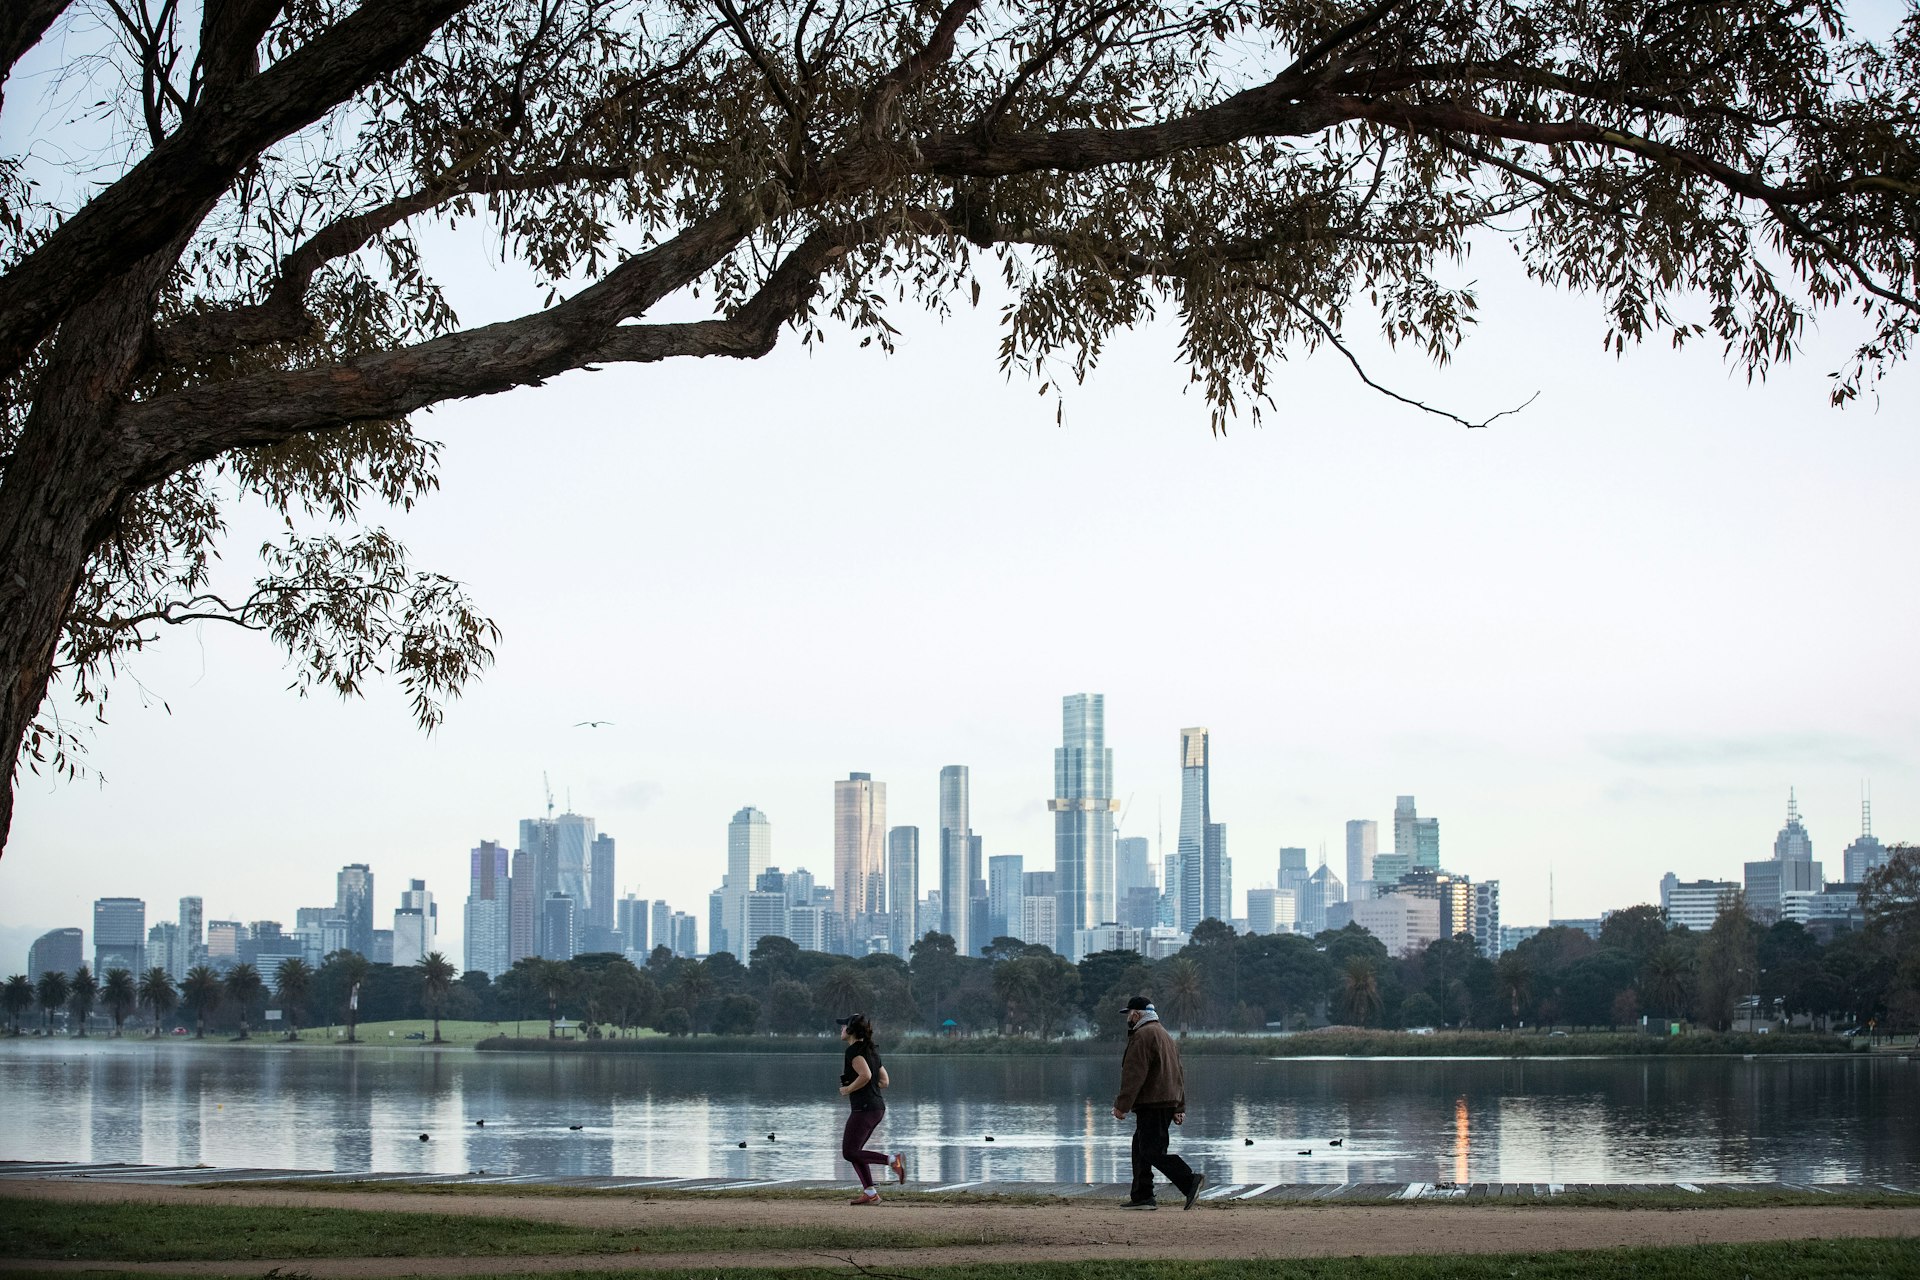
[10,849,1914,1041]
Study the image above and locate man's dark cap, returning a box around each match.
[1124,995,1153,1011]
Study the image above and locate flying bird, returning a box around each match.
[574,720,615,728]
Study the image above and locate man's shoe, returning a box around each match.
[1122,1198,1159,1209]
[1183,1174,1207,1210]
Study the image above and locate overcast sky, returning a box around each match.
[4,12,1917,972]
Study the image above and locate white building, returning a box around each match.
[1018,895,1058,950]
[1074,923,1141,959]
[392,879,436,968]
[1350,895,1441,957]
[1660,875,1741,931]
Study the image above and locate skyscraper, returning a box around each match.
[1393,796,1417,860]
[508,848,538,965]
[725,806,773,956]
[554,811,596,927]
[987,854,1025,941]
[466,841,510,976]
[1051,692,1119,957]
[177,897,203,977]
[1298,862,1344,935]
[834,773,888,924]
[1278,847,1310,901]
[1204,822,1228,924]
[617,894,650,956]
[392,878,435,968]
[541,893,577,961]
[336,864,374,957]
[1345,820,1377,902]
[1176,728,1211,930]
[887,827,920,956]
[1116,836,1151,903]
[588,833,616,933]
[28,928,83,981]
[1844,792,1887,883]
[1746,789,1823,919]
[938,766,972,954]
[1775,788,1813,861]
[650,901,671,955]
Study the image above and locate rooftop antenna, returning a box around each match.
[1787,786,1800,822]
[1863,780,1873,837]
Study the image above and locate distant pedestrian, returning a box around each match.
[1112,995,1204,1210]
[837,1013,906,1204]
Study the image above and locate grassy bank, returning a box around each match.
[224,1179,1920,1210]
[0,1197,1000,1262]
[476,1028,1857,1057]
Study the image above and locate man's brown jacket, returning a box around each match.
[1114,1016,1186,1113]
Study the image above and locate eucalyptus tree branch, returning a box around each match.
[0,0,73,92]
[0,0,479,380]
[153,162,640,362]
[863,0,983,127]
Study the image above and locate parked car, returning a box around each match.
[170,1027,187,1036]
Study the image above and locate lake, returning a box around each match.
[2,1041,1914,1186]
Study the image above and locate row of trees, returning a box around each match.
[12,850,1914,1042]
[3,951,462,1042]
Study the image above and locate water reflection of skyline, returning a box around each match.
[6,1044,1915,1185]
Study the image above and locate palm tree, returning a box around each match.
[535,959,574,1038]
[101,968,137,1037]
[1162,958,1204,1033]
[274,957,313,1040]
[36,971,68,1034]
[224,964,265,1039]
[1496,952,1532,1024]
[417,952,456,1043]
[816,965,874,1023]
[138,967,178,1035]
[4,974,33,1033]
[1339,957,1383,1027]
[181,965,222,1038]
[332,952,371,1043]
[68,966,98,1036]
[1642,945,1693,1022]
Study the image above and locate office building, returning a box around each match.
[1471,881,1501,958]
[987,855,1024,941]
[1499,924,1543,954]
[206,920,244,963]
[336,864,375,957]
[553,811,595,932]
[1018,895,1058,949]
[669,912,698,957]
[617,894,650,957]
[743,890,789,951]
[1246,888,1278,936]
[1278,847,1310,900]
[649,901,670,955]
[588,834,616,935]
[723,806,773,957]
[1782,883,1869,937]
[1298,862,1345,936]
[392,879,436,968]
[508,848,537,965]
[1051,692,1119,954]
[541,893,577,961]
[938,766,974,953]
[1550,916,1605,940]
[1176,728,1214,929]
[1843,794,1887,884]
[1382,867,1474,944]
[887,827,920,955]
[1392,796,1440,870]
[1345,820,1378,902]
[466,841,511,977]
[1745,793,1823,920]
[92,897,146,974]
[1774,788,1813,860]
[1350,895,1441,957]
[786,866,817,907]
[968,833,988,953]
[27,928,84,980]
[835,773,888,926]
[146,922,181,978]
[370,929,394,964]
[1119,885,1160,929]
[1076,924,1142,957]
[177,897,203,976]
[1660,874,1740,931]
[1116,836,1152,904]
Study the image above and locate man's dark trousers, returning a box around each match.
[1130,1104,1196,1203]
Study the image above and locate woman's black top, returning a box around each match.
[841,1042,883,1111]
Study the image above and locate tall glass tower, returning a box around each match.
[1176,727,1210,930]
[834,774,888,925]
[1051,692,1117,956]
[887,826,920,957]
[725,806,772,956]
[938,766,972,954]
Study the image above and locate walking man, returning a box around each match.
[1112,995,1204,1210]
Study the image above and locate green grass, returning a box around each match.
[475,1029,1860,1057]
[8,1238,1912,1280]
[213,1178,1917,1210]
[0,1197,1002,1262]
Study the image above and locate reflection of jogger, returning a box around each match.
[1112,995,1204,1210]
[838,1013,906,1205]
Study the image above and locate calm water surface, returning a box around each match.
[2,1041,1915,1185]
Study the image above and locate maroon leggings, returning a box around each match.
[842,1104,889,1189]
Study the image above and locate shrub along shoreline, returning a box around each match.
[474,1029,1858,1057]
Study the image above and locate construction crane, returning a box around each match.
[543,771,555,818]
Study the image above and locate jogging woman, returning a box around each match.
[837,1013,906,1204]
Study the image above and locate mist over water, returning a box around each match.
[3,1043,1914,1186]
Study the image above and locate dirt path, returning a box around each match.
[3,1179,1916,1275]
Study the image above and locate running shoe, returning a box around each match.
[851,1188,882,1205]
[1183,1174,1207,1210]
[889,1152,908,1184]
[1122,1198,1159,1210]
